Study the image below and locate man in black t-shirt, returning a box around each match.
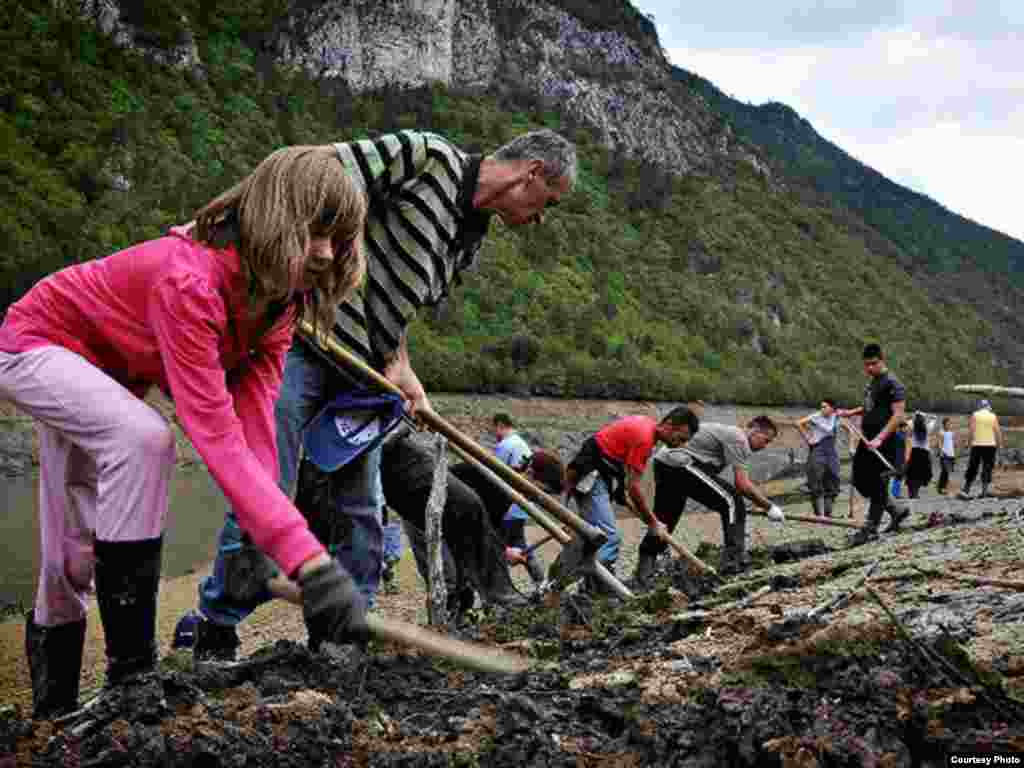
[837,343,910,545]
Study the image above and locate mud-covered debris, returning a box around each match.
[768,538,831,563]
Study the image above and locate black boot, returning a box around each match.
[850,499,884,546]
[526,554,547,586]
[882,500,910,533]
[810,496,823,517]
[193,616,241,662]
[822,496,835,519]
[94,537,162,685]
[633,553,657,587]
[25,611,86,718]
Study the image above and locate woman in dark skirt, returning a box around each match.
[905,412,934,499]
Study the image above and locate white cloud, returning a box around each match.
[663,31,1024,241]
[828,122,1024,241]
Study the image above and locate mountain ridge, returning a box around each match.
[0,0,1014,406]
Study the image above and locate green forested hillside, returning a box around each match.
[0,2,1009,408]
[676,67,1024,284]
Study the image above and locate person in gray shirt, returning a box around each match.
[634,415,784,582]
[796,398,840,517]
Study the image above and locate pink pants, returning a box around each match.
[0,347,174,626]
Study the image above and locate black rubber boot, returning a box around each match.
[633,553,657,587]
[526,554,547,586]
[810,496,823,517]
[25,611,86,719]
[94,537,162,685]
[850,499,884,546]
[193,616,241,662]
[822,496,835,518]
[882,500,910,533]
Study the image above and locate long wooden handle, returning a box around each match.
[841,417,897,474]
[267,579,530,674]
[446,441,633,599]
[447,442,571,546]
[297,320,606,546]
[749,509,860,529]
[654,527,722,581]
[618,497,719,581]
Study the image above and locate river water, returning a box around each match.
[1,469,229,610]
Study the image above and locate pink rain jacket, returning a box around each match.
[0,230,324,576]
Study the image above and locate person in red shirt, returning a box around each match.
[551,406,699,592]
[0,146,367,718]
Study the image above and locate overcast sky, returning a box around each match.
[631,1,1024,242]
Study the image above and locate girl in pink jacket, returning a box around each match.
[0,145,367,718]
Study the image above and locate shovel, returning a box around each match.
[297,320,634,603]
[749,508,860,529]
[446,441,632,600]
[266,579,530,674]
[842,418,902,479]
[620,498,723,584]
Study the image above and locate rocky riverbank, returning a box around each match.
[4,394,1024,766]
[4,492,1024,766]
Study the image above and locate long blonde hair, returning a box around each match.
[193,145,366,336]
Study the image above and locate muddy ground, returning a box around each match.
[3,395,1024,766]
[4,507,1024,766]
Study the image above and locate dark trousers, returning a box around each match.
[380,437,513,599]
[806,438,840,500]
[963,446,997,490]
[937,456,955,492]
[638,461,747,564]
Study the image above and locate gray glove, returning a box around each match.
[299,559,369,646]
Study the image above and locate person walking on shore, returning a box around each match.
[936,417,957,495]
[958,399,1002,500]
[0,146,368,718]
[838,343,910,546]
[796,399,840,518]
[905,412,935,499]
[636,415,785,582]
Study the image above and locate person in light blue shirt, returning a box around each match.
[491,413,548,584]
[493,412,532,470]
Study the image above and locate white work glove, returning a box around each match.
[767,504,785,523]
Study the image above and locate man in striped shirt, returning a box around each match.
[189,129,577,657]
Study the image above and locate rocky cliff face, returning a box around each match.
[73,0,767,177]
[274,0,766,175]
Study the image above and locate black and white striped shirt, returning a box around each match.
[330,130,492,367]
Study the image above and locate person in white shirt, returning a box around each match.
[796,399,840,517]
[905,411,936,499]
[936,417,957,495]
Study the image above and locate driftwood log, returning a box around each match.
[425,434,449,626]
[955,384,1024,399]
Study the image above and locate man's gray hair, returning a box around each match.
[492,129,577,187]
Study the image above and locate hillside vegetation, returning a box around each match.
[677,66,1024,381]
[0,1,1009,408]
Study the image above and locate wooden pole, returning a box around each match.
[297,321,606,547]
[446,442,632,598]
[621,498,721,581]
[748,509,860,529]
[266,580,530,674]
[425,434,448,626]
[841,417,899,475]
[655,527,723,582]
[447,442,570,546]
